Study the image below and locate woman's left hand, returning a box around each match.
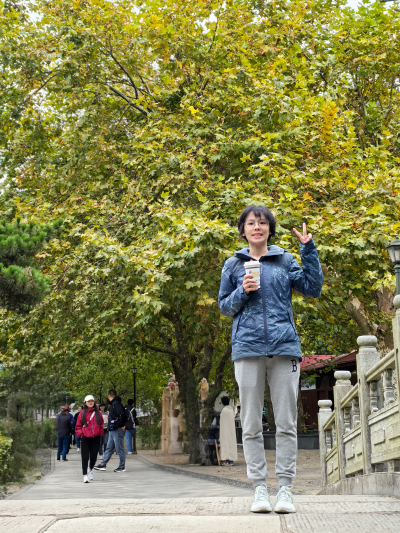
[293,222,312,244]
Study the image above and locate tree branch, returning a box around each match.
[344,296,378,336]
[106,38,139,100]
[214,343,231,390]
[133,340,177,357]
[107,85,148,116]
[208,3,222,53]
[137,72,155,100]
[29,72,61,98]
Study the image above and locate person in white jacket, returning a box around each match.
[219,396,238,466]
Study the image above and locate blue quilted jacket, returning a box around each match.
[218,240,323,362]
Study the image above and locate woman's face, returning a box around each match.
[86,400,95,408]
[100,406,105,412]
[243,211,270,247]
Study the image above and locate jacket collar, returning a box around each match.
[234,245,285,261]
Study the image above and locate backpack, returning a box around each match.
[125,407,136,429]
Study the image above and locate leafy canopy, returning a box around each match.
[1,0,400,455]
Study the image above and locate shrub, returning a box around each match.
[41,418,57,448]
[0,417,56,483]
[0,433,12,485]
[137,420,161,450]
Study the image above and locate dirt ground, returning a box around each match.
[139,447,322,494]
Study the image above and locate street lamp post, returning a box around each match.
[387,237,400,295]
[132,366,137,454]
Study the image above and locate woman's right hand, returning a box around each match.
[243,274,259,295]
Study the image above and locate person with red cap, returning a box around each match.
[75,395,104,483]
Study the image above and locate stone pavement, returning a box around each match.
[139,448,322,494]
[2,449,400,532]
[8,448,251,500]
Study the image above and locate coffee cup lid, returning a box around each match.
[244,261,261,267]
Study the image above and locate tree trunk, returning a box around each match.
[174,355,201,463]
[344,289,395,353]
[203,343,232,434]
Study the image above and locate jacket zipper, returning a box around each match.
[260,262,268,355]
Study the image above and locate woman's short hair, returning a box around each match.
[221,396,230,406]
[238,205,276,242]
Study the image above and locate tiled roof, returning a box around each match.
[300,350,357,371]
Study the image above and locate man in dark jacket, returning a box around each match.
[125,399,138,455]
[94,390,126,472]
[56,407,72,461]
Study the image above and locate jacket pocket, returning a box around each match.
[287,311,297,335]
[232,314,242,341]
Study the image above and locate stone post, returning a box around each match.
[318,399,332,487]
[356,335,380,474]
[392,295,400,407]
[333,371,352,480]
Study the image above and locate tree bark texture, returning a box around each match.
[345,289,395,353]
[173,355,201,463]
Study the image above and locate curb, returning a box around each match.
[136,454,254,491]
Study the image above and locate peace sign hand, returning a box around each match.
[293,223,312,244]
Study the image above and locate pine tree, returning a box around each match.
[0,218,62,313]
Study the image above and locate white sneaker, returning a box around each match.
[83,475,89,483]
[250,485,272,513]
[77,448,80,453]
[88,470,94,481]
[127,452,133,455]
[274,486,296,513]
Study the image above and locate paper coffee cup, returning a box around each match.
[244,261,261,289]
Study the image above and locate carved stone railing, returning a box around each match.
[318,294,400,487]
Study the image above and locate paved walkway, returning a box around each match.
[3,449,400,532]
[9,450,251,500]
[139,448,322,494]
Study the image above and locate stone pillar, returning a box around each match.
[318,399,333,487]
[333,370,352,480]
[356,335,380,474]
[392,295,400,407]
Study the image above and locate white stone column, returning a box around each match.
[333,371,353,480]
[318,399,333,487]
[356,335,380,474]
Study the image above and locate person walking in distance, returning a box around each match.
[75,395,104,483]
[98,403,109,458]
[125,399,138,455]
[56,407,72,462]
[94,390,126,473]
[65,406,75,455]
[219,396,237,466]
[74,406,83,452]
[218,206,323,514]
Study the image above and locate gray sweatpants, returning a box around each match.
[234,355,300,487]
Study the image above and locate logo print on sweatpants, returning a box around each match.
[290,359,298,372]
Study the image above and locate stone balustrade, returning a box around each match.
[318,295,400,487]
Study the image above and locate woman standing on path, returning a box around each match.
[75,395,104,483]
[219,396,238,466]
[218,206,323,514]
[56,406,72,462]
